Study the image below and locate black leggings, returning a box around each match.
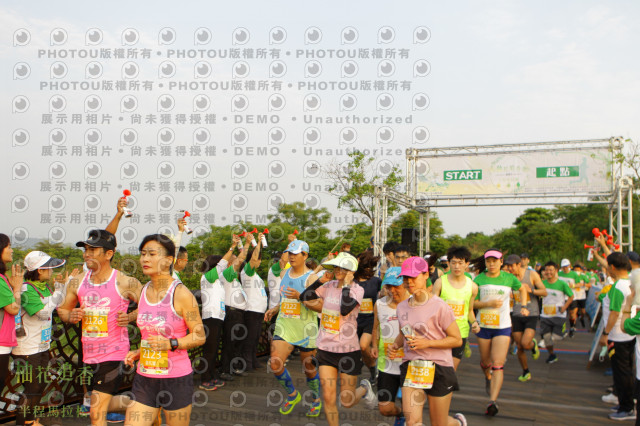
[220,308,247,374]
[0,352,11,393]
[242,311,264,370]
[14,351,51,424]
[201,317,224,382]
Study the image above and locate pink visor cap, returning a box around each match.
[484,250,503,259]
[399,256,430,278]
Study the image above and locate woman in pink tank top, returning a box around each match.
[124,234,205,426]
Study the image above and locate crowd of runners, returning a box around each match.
[1,197,640,425]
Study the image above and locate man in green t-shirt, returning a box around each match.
[558,259,584,337]
[540,261,573,364]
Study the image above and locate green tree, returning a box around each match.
[267,201,331,232]
[325,150,404,224]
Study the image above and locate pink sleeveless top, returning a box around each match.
[137,280,192,378]
[77,269,130,363]
[0,274,17,348]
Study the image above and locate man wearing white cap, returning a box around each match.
[558,259,586,337]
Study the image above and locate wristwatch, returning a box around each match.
[170,338,179,351]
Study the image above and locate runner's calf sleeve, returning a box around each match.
[275,369,296,394]
[306,372,321,400]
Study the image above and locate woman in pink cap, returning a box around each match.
[390,256,466,426]
[300,252,377,426]
[472,248,528,417]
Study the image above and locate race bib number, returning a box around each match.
[139,340,169,375]
[479,309,500,328]
[41,326,52,344]
[361,298,373,314]
[321,308,340,334]
[543,304,557,315]
[514,290,529,305]
[446,300,465,319]
[281,298,301,319]
[383,339,404,359]
[403,360,435,389]
[82,307,110,338]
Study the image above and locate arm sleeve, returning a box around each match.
[222,265,238,282]
[341,285,364,316]
[22,285,45,316]
[623,312,640,335]
[0,278,14,309]
[35,288,65,320]
[244,263,256,277]
[609,287,625,312]
[203,268,219,285]
[511,274,522,291]
[563,282,574,298]
[300,278,324,302]
[271,263,282,277]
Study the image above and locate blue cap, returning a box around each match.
[382,267,404,286]
[284,239,309,254]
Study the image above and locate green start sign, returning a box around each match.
[536,166,579,178]
[443,169,482,181]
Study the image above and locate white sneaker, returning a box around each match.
[360,379,378,409]
[538,339,546,348]
[602,392,619,405]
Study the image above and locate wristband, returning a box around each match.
[603,331,609,335]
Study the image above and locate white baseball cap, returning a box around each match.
[560,258,571,268]
[24,251,66,272]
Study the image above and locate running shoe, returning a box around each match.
[510,345,517,355]
[199,380,221,391]
[545,354,558,364]
[463,340,472,358]
[393,415,406,426]
[538,339,546,349]
[602,392,619,405]
[361,379,377,409]
[279,391,301,415]
[518,372,531,382]
[78,405,90,417]
[453,412,467,426]
[608,410,636,421]
[106,412,125,423]
[531,338,540,360]
[569,327,575,338]
[305,400,322,417]
[610,405,620,412]
[485,401,499,416]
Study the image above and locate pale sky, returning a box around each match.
[2,1,639,252]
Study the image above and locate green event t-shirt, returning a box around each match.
[541,279,573,318]
[21,282,51,316]
[0,276,15,309]
[474,271,521,329]
[623,311,640,336]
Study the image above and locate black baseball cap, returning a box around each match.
[504,254,521,265]
[76,229,117,251]
[520,253,530,259]
[627,251,640,264]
